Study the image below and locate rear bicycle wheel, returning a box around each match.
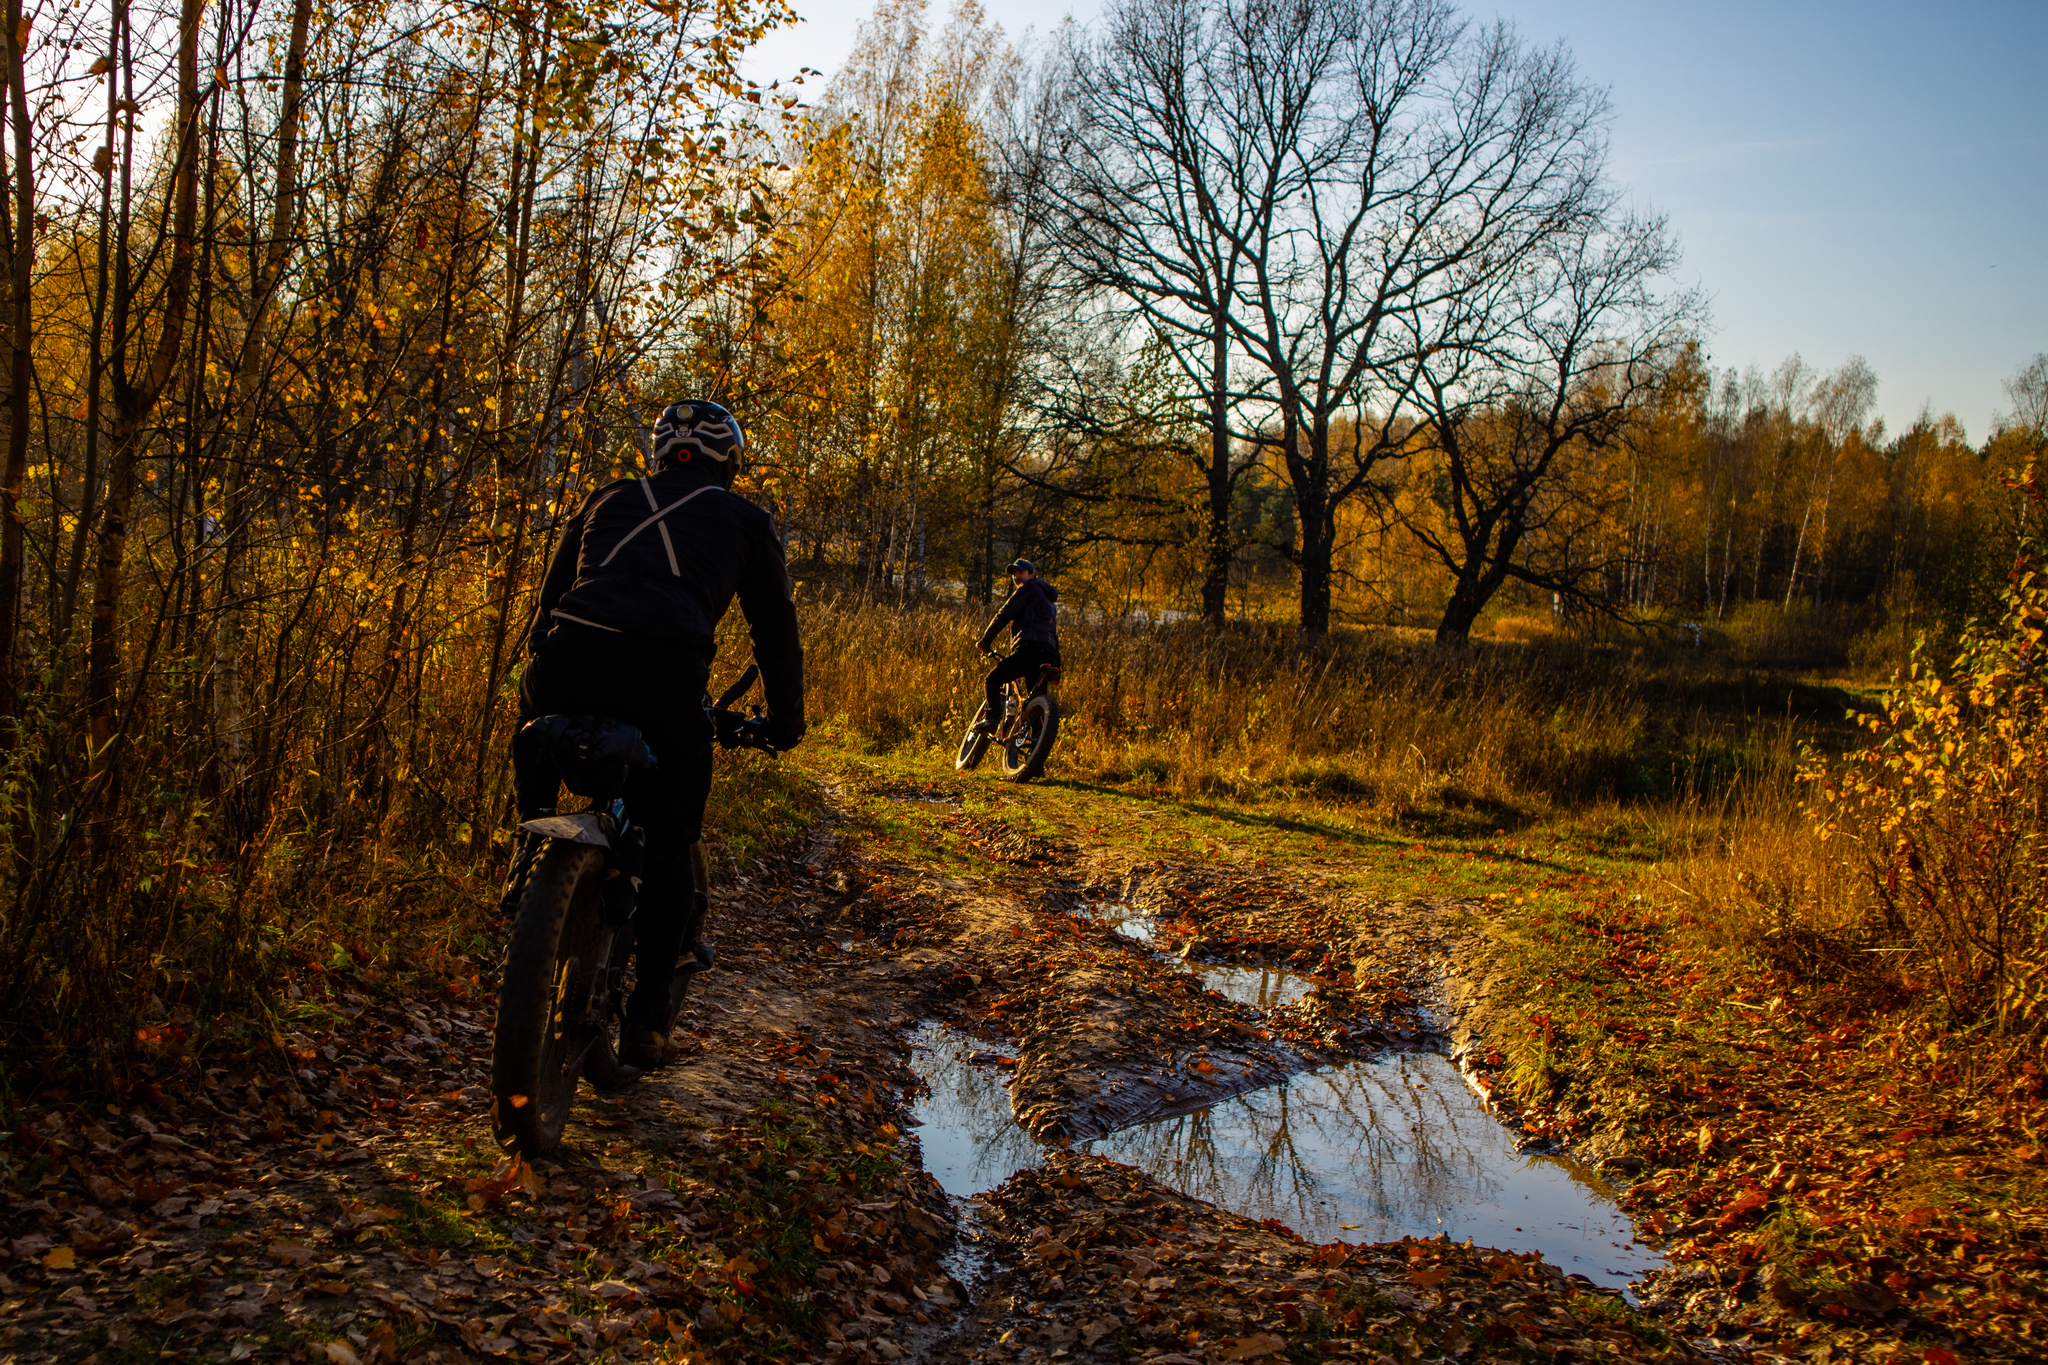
[491,841,610,1154]
[955,702,993,771]
[997,693,1058,783]
[583,840,714,1088]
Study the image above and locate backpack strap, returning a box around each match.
[600,479,715,575]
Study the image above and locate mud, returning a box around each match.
[1,780,1713,1364]
[914,1151,1704,1364]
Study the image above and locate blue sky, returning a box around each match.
[748,1,2047,439]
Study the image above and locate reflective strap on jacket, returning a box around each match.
[598,479,714,575]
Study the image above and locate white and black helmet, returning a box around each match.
[652,399,746,468]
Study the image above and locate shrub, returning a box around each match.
[1809,472,2048,1034]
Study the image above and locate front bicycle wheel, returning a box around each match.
[955,702,993,771]
[492,840,610,1155]
[997,693,1058,783]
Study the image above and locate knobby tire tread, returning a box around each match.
[491,841,605,1155]
[999,694,1058,783]
[582,840,714,1089]
[955,703,991,771]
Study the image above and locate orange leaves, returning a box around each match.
[1713,1186,1768,1230]
[463,1157,536,1210]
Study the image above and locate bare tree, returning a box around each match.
[1400,212,1697,641]
[2001,353,2048,436]
[1782,354,1877,606]
[1015,0,1274,627]
[1042,0,1621,638]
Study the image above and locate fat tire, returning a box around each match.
[582,839,715,1090]
[955,703,992,771]
[998,693,1058,783]
[491,840,608,1155]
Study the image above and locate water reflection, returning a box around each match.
[908,1027,1662,1293]
[1073,901,1157,944]
[909,1027,1045,1196]
[1198,963,1313,1011]
[1085,1051,1662,1290]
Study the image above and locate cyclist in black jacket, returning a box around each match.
[511,400,803,1067]
[975,559,1060,733]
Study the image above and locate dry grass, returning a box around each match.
[792,593,1817,817]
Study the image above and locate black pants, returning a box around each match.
[515,623,713,1028]
[985,641,1061,721]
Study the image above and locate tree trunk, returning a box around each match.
[86,0,204,764]
[214,0,311,822]
[1199,328,1232,627]
[1436,578,1488,644]
[0,0,35,725]
[1296,494,1333,638]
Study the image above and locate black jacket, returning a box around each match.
[978,577,1060,651]
[525,464,804,739]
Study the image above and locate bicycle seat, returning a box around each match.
[521,715,658,800]
[1036,663,1063,688]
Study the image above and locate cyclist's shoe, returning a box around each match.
[970,716,996,735]
[620,1026,680,1070]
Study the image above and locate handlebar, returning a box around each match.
[705,663,784,755]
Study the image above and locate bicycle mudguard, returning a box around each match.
[517,812,612,847]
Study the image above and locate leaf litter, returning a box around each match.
[7,762,2039,1363]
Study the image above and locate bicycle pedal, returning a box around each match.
[690,942,715,969]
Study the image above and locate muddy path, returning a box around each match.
[1,774,1707,1364]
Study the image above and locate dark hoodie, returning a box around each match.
[978,577,1060,651]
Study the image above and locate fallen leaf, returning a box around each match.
[1218,1334,1288,1361]
[1408,1267,1452,1287]
[1027,1238,1074,1263]
[42,1246,76,1270]
[321,1342,362,1365]
[1716,1186,1769,1228]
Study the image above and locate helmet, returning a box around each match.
[652,400,746,468]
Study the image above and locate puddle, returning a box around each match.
[909,1026,1041,1197]
[1197,963,1314,1011]
[1073,901,1157,944]
[907,1026,1662,1293]
[1069,904,1310,1011]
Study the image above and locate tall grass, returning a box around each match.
[792,593,1805,817]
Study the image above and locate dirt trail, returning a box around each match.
[1,787,1703,1364]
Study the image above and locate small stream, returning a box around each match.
[908,904,1664,1294]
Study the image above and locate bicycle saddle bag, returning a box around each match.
[521,714,658,801]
